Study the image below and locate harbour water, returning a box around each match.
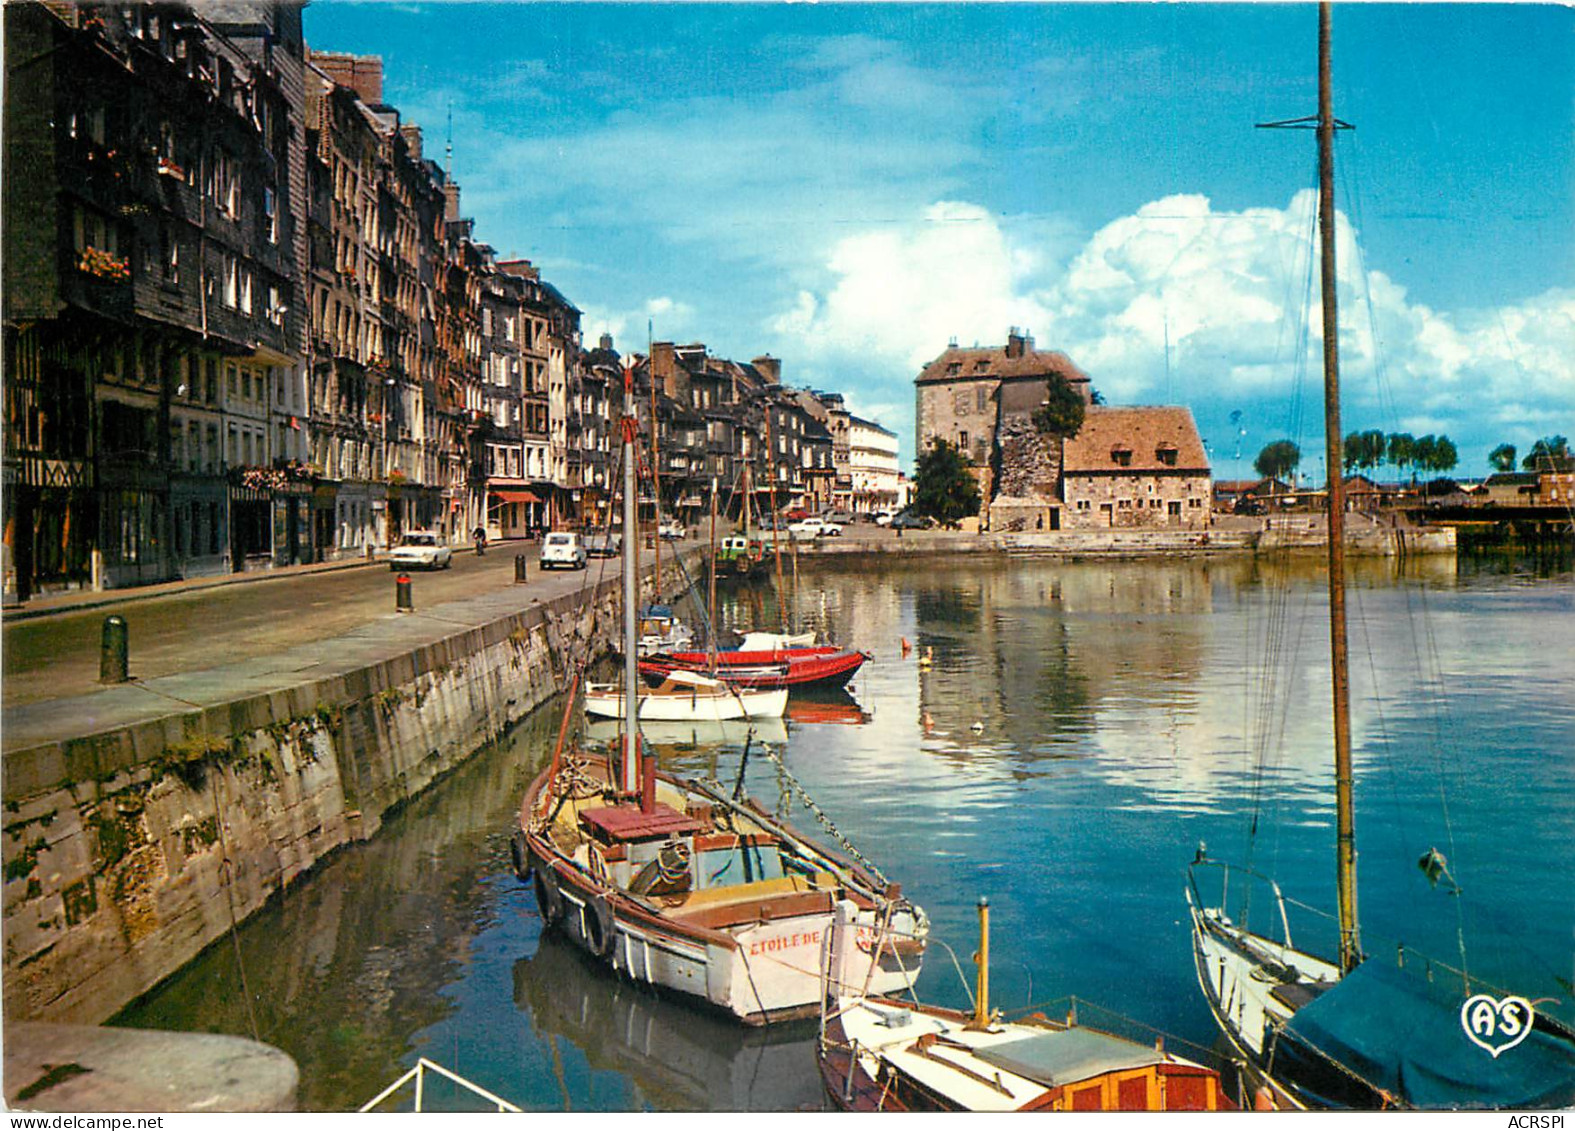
[116,553,1575,1111]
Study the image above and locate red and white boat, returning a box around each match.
[640,648,868,690]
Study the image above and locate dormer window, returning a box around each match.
[1111,446,1133,467]
[974,360,990,372]
[946,362,962,375]
[1156,444,1178,467]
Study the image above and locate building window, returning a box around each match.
[977,386,989,410]
[1156,445,1178,467]
[211,149,238,218]
[959,431,968,452]
[1111,447,1133,467]
[161,225,180,284]
[263,186,278,244]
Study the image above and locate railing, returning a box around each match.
[359,1057,520,1113]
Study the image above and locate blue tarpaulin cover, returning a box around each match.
[1282,959,1575,1109]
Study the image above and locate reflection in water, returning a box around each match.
[116,555,1575,1108]
[512,932,823,1112]
[113,705,567,1110]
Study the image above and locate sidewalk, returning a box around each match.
[1,539,522,623]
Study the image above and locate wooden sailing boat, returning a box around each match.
[1185,6,1575,1109]
[512,366,928,1025]
[820,898,1235,1111]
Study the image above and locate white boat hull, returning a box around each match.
[583,683,787,721]
[537,859,925,1024]
[1186,891,1338,1109]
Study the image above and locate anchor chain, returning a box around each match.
[755,744,890,888]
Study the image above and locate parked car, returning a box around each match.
[873,510,897,527]
[784,507,811,521]
[388,530,452,570]
[540,531,587,570]
[824,510,856,525]
[584,532,621,558]
[788,516,843,538]
[659,520,684,541]
[890,509,933,530]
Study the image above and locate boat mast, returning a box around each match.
[707,476,719,666]
[621,364,641,794]
[650,325,661,597]
[763,405,790,628]
[1316,2,1360,973]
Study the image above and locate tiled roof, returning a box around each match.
[917,345,1090,386]
[1062,407,1210,474]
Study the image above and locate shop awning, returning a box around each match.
[491,490,542,504]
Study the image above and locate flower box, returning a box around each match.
[77,246,130,281]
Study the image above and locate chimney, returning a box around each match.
[308,51,383,105]
[752,355,781,385]
[497,258,539,280]
[444,181,461,222]
[1005,328,1032,359]
[651,342,677,389]
[400,124,422,161]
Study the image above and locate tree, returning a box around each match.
[1426,435,1458,475]
[1343,429,1386,473]
[914,440,981,524]
[1523,435,1572,472]
[1254,439,1301,481]
[1031,374,1086,439]
[1488,443,1517,473]
[1412,435,1438,475]
[1386,433,1416,479]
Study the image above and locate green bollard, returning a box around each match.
[100,615,129,683]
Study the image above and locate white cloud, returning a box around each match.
[769,192,1575,466]
[581,296,696,351]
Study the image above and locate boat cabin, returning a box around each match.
[558,781,843,930]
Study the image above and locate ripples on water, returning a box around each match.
[116,554,1575,1110]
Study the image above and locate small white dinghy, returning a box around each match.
[584,661,786,722]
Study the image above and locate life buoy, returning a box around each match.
[584,892,617,958]
[533,864,564,926]
[509,831,529,882]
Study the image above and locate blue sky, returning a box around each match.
[306,3,1574,478]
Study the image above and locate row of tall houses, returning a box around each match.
[627,342,905,527]
[1,1,902,601]
[916,329,1213,531]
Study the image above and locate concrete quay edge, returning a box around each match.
[4,1022,299,1112]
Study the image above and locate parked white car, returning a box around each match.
[658,520,685,541]
[873,510,896,527]
[540,531,587,570]
[788,517,843,538]
[389,531,452,571]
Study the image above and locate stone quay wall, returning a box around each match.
[2,555,695,1027]
[788,519,1455,558]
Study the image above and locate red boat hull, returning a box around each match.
[640,649,868,690]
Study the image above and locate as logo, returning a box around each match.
[1460,993,1535,1058]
